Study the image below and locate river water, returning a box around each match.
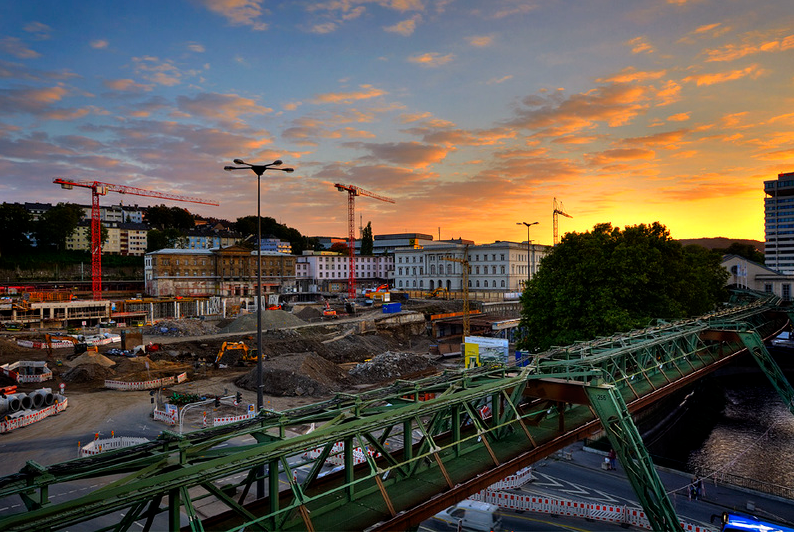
[642,355,794,489]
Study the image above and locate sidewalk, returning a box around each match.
[550,441,794,529]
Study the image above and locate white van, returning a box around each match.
[432,499,502,531]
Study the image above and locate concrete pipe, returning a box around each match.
[0,395,22,414]
[31,388,54,408]
[8,393,32,411]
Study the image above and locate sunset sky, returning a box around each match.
[1,1,792,246]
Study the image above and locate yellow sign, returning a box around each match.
[464,343,480,368]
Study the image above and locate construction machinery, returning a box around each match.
[334,183,395,299]
[553,197,573,245]
[364,284,389,298]
[322,299,337,317]
[442,244,470,337]
[214,342,254,367]
[424,287,449,299]
[44,334,87,358]
[54,178,219,300]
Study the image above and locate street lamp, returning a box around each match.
[516,221,539,286]
[224,159,294,412]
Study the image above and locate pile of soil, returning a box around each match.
[219,310,305,333]
[67,352,115,368]
[348,352,438,383]
[61,363,115,383]
[0,336,24,358]
[143,319,220,337]
[235,352,349,398]
[294,306,322,321]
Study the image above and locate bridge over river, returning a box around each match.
[0,289,793,532]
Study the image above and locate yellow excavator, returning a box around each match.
[45,334,88,358]
[424,287,449,299]
[214,341,257,367]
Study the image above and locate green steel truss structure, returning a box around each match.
[0,290,792,531]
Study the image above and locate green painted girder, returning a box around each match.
[584,383,682,531]
[734,328,794,416]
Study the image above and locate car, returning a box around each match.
[432,499,502,531]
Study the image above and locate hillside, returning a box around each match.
[677,237,764,253]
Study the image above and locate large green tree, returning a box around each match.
[144,205,195,230]
[34,203,85,251]
[518,222,729,352]
[235,215,315,254]
[361,221,374,255]
[0,203,33,257]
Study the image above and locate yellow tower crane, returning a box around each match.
[553,197,573,246]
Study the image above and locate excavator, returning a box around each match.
[214,341,257,367]
[424,287,449,299]
[323,299,337,317]
[44,334,88,358]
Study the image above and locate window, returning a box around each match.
[501,254,505,261]
[501,265,505,274]
[765,283,773,293]
[476,280,480,287]
[484,280,488,287]
[476,266,480,274]
[784,284,791,300]
[501,280,505,287]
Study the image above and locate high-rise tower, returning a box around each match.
[764,171,794,273]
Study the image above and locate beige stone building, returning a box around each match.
[144,245,296,298]
[721,254,794,301]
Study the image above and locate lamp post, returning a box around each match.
[516,221,539,286]
[224,159,294,412]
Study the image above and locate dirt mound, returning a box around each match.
[235,352,347,397]
[220,310,305,333]
[294,306,322,321]
[68,352,115,368]
[0,336,24,358]
[113,356,166,375]
[348,352,438,383]
[62,363,115,383]
[143,319,220,337]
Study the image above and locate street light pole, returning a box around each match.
[224,159,294,412]
[516,221,539,287]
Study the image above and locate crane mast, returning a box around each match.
[552,197,573,245]
[53,178,219,300]
[442,244,470,338]
[333,183,395,301]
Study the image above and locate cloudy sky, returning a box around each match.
[1,0,792,245]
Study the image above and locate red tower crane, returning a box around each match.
[333,183,395,300]
[53,178,219,300]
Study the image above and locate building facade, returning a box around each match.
[764,171,794,274]
[66,221,148,256]
[144,246,296,297]
[722,254,794,301]
[294,252,393,293]
[393,240,550,293]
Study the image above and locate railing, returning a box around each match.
[696,468,794,501]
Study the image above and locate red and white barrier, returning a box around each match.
[469,490,708,531]
[153,408,177,425]
[1,361,52,383]
[487,467,533,490]
[79,436,149,457]
[105,372,187,391]
[213,413,255,426]
[0,397,68,433]
[302,441,382,466]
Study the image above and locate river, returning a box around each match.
[640,353,794,489]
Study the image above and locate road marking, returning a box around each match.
[241,437,255,443]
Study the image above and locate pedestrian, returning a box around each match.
[608,448,617,471]
[694,477,703,500]
[689,477,698,500]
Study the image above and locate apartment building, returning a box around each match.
[66,221,148,256]
[765,171,794,274]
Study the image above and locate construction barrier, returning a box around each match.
[487,466,533,490]
[153,408,177,425]
[104,372,187,391]
[213,413,255,426]
[1,361,53,383]
[469,490,709,531]
[79,436,149,457]
[302,442,382,466]
[0,397,68,433]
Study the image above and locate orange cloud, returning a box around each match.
[586,148,656,166]
[104,79,154,93]
[407,52,455,67]
[683,64,765,86]
[0,37,40,59]
[667,112,690,122]
[599,68,666,84]
[384,15,421,36]
[467,35,493,47]
[198,0,268,31]
[627,36,654,54]
[312,84,387,104]
[176,92,272,122]
[704,32,794,62]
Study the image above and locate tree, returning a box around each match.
[34,203,84,251]
[0,203,33,257]
[234,215,314,254]
[144,205,194,230]
[90,222,109,248]
[146,228,187,252]
[714,242,764,264]
[329,242,350,255]
[361,221,374,255]
[518,222,729,352]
